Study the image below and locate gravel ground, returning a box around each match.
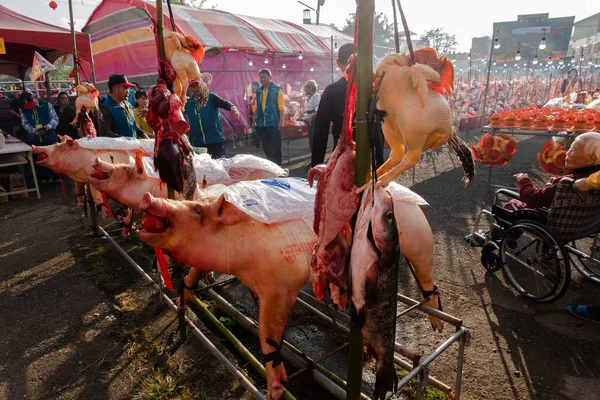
[1,131,599,400]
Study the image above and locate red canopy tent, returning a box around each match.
[0,4,93,80]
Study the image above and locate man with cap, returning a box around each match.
[311,43,384,168]
[99,74,147,138]
[19,90,58,146]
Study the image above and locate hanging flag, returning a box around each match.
[30,51,56,84]
[61,54,68,64]
[0,38,6,55]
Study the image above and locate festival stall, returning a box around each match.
[0,5,93,82]
[82,0,353,137]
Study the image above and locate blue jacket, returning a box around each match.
[22,100,58,145]
[256,83,282,128]
[102,94,138,138]
[185,93,229,146]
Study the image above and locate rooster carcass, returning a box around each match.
[71,82,99,137]
[308,57,359,310]
[372,47,474,188]
[163,30,205,105]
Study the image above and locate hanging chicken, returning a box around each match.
[366,47,474,189]
[163,29,205,105]
[70,82,99,137]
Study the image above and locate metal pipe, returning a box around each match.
[387,328,468,399]
[454,331,468,400]
[196,281,351,400]
[330,35,335,85]
[295,298,420,362]
[480,29,496,128]
[98,227,265,400]
[393,355,454,398]
[397,294,463,327]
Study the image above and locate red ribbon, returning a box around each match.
[101,192,115,219]
[154,248,174,291]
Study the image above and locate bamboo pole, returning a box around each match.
[348,1,375,399]
[188,296,296,400]
[156,0,185,340]
[67,0,79,86]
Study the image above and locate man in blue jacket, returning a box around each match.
[184,81,239,158]
[252,69,284,165]
[99,74,146,138]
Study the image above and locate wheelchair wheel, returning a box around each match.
[500,220,570,302]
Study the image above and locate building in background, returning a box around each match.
[568,12,600,64]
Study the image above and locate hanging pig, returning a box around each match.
[136,192,315,400]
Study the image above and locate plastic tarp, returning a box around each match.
[0,5,93,79]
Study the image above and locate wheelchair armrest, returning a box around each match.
[495,188,520,205]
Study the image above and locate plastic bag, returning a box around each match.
[203,177,316,225]
[77,137,155,154]
[386,182,428,205]
[142,153,231,185]
[221,154,288,182]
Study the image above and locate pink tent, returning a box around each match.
[83,0,352,135]
[0,5,93,79]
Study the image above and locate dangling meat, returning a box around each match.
[77,105,97,138]
[146,59,196,198]
[308,57,359,309]
[350,185,399,400]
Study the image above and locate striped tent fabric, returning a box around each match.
[83,0,343,86]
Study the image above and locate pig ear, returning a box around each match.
[215,195,247,226]
[135,151,145,175]
[66,139,75,146]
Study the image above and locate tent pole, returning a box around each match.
[330,35,334,84]
[45,72,51,101]
[479,28,495,129]
[348,0,374,398]
[68,0,80,86]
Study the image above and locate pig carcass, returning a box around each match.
[32,137,153,207]
[308,56,359,309]
[136,190,315,400]
[369,48,474,189]
[88,152,287,210]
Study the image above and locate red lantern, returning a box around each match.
[49,1,58,10]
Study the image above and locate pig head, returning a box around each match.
[89,152,164,209]
[32,138,132,183]
[137,192,315,400]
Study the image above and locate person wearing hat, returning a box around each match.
[19,90,58,146]
[99,74,147,138]
[184,80,240,159]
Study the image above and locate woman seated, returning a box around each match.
[508,132,600,211]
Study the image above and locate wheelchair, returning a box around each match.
[465,178,600,302]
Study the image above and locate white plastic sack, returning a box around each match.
[203,177,316,225]
[142,153,231,185]
[221,154,288,182]
[386,182,428,205]
[587,99,600,112]
[77,137,155,154]
[544,97,564,109]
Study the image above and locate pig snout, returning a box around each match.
[32,146,49,163]
[139,192,169,218]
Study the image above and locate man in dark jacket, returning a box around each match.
[184,81,239,158]
[253,68,284,165]
[99,74,146,138]
[311,43,384,167]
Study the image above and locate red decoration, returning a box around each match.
[49,1,58,10]
[471,133,516,167]
[537,139,567,176]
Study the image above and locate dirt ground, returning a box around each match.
[1,132,599,400]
